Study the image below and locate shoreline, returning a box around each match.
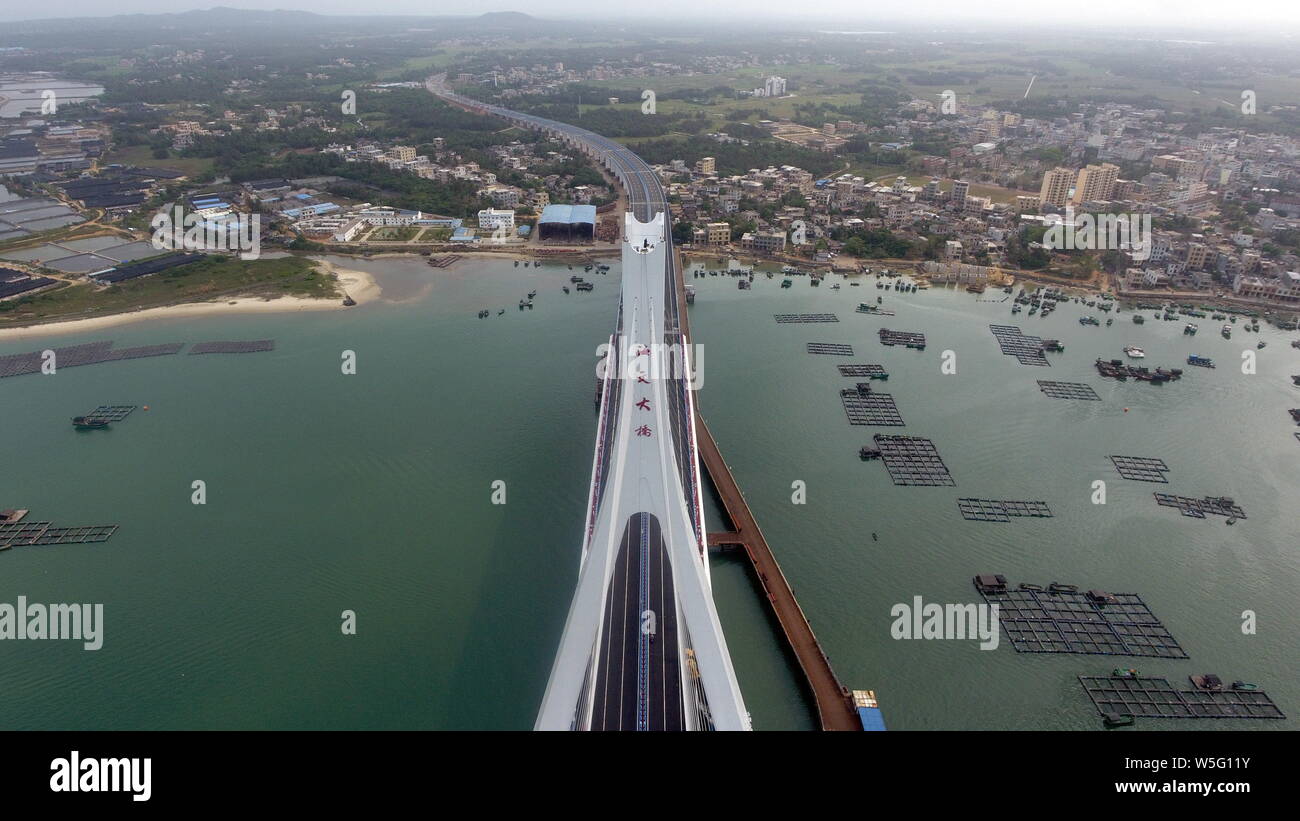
[0,260,380,342]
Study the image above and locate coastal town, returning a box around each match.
[5,50,1300,327]
[1,5,1297,760]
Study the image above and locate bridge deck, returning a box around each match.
[438,76,857,731]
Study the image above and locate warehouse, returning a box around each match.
[537,204,596,242]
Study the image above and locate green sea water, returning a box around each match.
[0,254,1294,730]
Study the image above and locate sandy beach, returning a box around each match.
[0,260,381,342]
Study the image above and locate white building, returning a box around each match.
[478,208,516,232]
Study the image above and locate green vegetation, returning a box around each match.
[0,255,338,327]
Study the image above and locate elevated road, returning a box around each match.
[429,76,859,731]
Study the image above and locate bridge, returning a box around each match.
[429,76,861,731]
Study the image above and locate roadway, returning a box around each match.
[430,75,854,731]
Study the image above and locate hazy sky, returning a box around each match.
[2,0,1299,29]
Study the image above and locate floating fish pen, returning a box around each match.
[774,313,839,323]
[807,342,854,356]
[839,389,905,426]
[877,329,926,349]
[0,342,107,378]
[1036,380,1100,401]
[1154,493,1245,520]
[871,435,954,486]
[837,364,889,379]
[1079,675,1284,720]
[957,498,1053,522]
[189,340,275,355]
[1109,455,1170,483]
[1095,359,1183,382]
[107,343,186,360]
[989,325,1049,366]
[972,578,1187,658]
[0,340,189,378]
[78,405,137,423]
[855,304,896,316]
[0,521,117,549]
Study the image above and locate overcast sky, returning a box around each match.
[0,1,1298,29]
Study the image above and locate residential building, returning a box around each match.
[1040,167,1075,208]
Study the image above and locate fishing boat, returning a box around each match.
[562,286,569,294]
[1102,713,1136,728]
[1258,340,1266,349]
[1187,355,1215,368]
[71,416,109,430]
[781,279,793,288]
[575,281,594,292]
[1106,318,1113,326]
[1133,314,1145,324]
[1123,346,1145,358]
[1222,325,1232,338]
[1184,323,1198,335]
[498,309,504,315]
[1113,668,1139,679]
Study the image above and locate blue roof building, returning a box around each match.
[537,204,596,242]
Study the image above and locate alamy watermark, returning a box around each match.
[0,596,103,650]
[891,596,1000,650]
[151,205,261,260]
[597,337,704,389]
[50,751,150,802]
[1042,206,1151,262]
